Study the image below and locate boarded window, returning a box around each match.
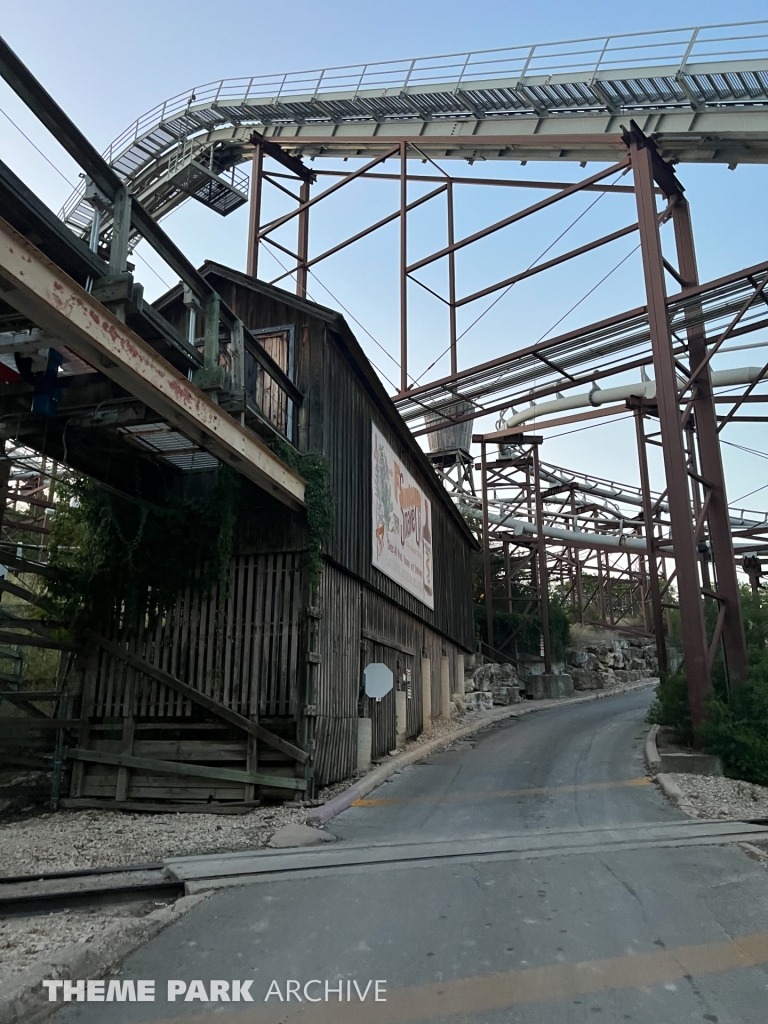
[245,326,293,438]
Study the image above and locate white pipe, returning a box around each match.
[460,503,655,555]
[500,365,768,431]
[536,465,764,530]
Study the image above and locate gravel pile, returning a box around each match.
[0,803,312,877]
[0,902,164,984]
[667,773,768,820]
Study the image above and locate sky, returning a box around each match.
[1,0,767,514]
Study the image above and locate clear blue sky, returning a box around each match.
[1,0,767,511]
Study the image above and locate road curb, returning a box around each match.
[307,679,656,827]
[644,724,661,774]
[0,892,210,1024]
[655,772,699,818]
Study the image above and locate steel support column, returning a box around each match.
[447,180,458,376]
[246,142,263,278]
[634,407,668,672]
[672,196,748,684]
[532,442,552,673]
[296,178,310,299]
[480,439,494,648]
[400,142,408,392]
[630,140,711,734]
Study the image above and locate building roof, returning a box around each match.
[154,263,479,549]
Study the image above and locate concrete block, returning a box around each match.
[357,718,372,771]
[421,657,432,734]
[395,690,407,749]
[527,673,574,700]
[440,655,451,719]
[659,752,723,776]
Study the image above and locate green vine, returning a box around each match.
[47,467,240,629]
[267,440,335,586]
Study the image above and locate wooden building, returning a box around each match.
[62,264,477,806]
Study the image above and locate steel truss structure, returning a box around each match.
[10,25,768,736]
[58,20,768,241]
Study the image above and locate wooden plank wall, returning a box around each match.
[310,562,468,777]
[90,553,303,721]
[313,561,360,786]
[75,552,305,803]
[204,274,475,653]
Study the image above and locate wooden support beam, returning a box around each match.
[67,747,307,791]
[0,216,306,511]
[0,630,78,651]
[87,632,309,764]
[0,579,56,612]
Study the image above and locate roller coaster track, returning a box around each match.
[60,21,768,237]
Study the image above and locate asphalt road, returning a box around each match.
[54,688,768,1024]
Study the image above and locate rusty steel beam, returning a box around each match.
[454,221,640,308]
[0,216,306,511]
[400,141,409,394]
[532,441,552,673]
[630,138,711,738]
[297,177,310,299]
[406,159,630,275]
[246,143,263,278]
[480,439,494,649]
[268,184,447,287]
[257,146,400,240]
[311,167,643,194]
[672,196,748,685]
[633,406,668,673]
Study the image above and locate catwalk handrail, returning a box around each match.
[58,20,768,225]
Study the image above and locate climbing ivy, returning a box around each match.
[267,439,335,586]
[47,467,239,629]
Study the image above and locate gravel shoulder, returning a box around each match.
[0,901,164,986]
[0,713,491,879]
[660,772,768,820]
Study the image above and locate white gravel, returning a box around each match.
[0,902,165,984]
[0,804,314,877]
[666,773,768,820]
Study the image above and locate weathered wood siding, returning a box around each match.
[90,553,304,721]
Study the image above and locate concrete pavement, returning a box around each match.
[51,688,768,1024]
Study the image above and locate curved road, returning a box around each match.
[56,687,768,1024]
[331,687,681,842]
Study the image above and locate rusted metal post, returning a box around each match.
[481,439,494,649]
[672,195,747,684]
[400,141,408,393]
[447,180,458,376]
[634,402,669,673]
[684,421,712,590]
[597,549,606,626]
[503,537,512,613]
[532,442,552,673]
[630,139,710,734]
[246,142,264,278]
[296,178,310,299]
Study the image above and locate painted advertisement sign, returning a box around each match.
[372,424,434,609]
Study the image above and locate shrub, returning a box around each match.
[647,587,768,782]
[647,670,693,745]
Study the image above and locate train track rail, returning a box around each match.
[0,861,184,916]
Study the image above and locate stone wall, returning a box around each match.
[462,661,521,708]
[566,637,658,690]
[459,635,658,709]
